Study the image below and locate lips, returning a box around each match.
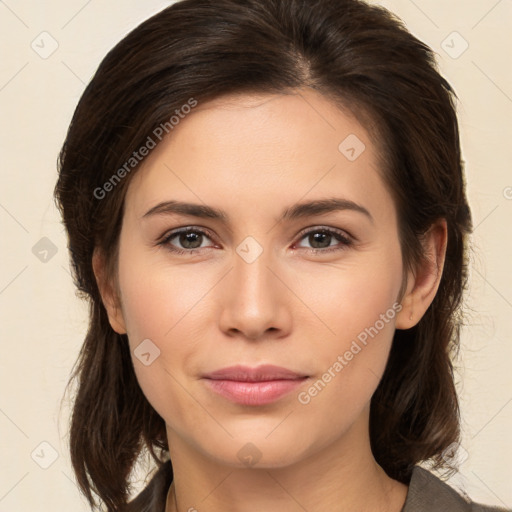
[202,365,309,406]
[202,364,308,382]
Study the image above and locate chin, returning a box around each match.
[193,429,314,470]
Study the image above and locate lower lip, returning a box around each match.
[204,378,307,406]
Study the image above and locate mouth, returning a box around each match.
[202,364,310,406]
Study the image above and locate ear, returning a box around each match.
[395,219,448,329]
[92,247,127,334]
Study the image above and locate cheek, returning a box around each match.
[117,220,219,343]
[293,245,403,400]
[297,248,403,349]
[117,250,218,417]
[120,266,202,343]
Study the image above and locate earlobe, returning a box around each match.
[92,248,127,334]
[395,287,415,330]
[395,219,448,330]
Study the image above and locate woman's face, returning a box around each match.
[108,88,408,468]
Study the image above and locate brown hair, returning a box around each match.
[54,0,472,510]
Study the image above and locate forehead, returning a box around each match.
[124,88,392,223]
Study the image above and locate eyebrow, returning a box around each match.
[142,197,373,224]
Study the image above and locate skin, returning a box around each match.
[93,87,447,512]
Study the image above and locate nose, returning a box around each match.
[218,244,292,341]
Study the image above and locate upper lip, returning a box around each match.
[203,364,308,382]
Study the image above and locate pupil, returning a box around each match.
[310,232,330,248]
[181,232,202,249]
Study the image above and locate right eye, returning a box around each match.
[159,227,216,255]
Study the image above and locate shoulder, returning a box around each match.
[126,460,173,512]
[402,465,511,512]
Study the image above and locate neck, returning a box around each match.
[165,409,408,512]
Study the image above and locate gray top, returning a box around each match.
[127,461,511,512]
[401,466,510,512]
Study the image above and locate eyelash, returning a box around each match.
[158,226,354,256]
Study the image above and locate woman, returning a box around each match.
[54,0,510,511]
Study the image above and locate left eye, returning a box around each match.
[294,228,353,253]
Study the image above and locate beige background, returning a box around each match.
[0,0,511,510]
